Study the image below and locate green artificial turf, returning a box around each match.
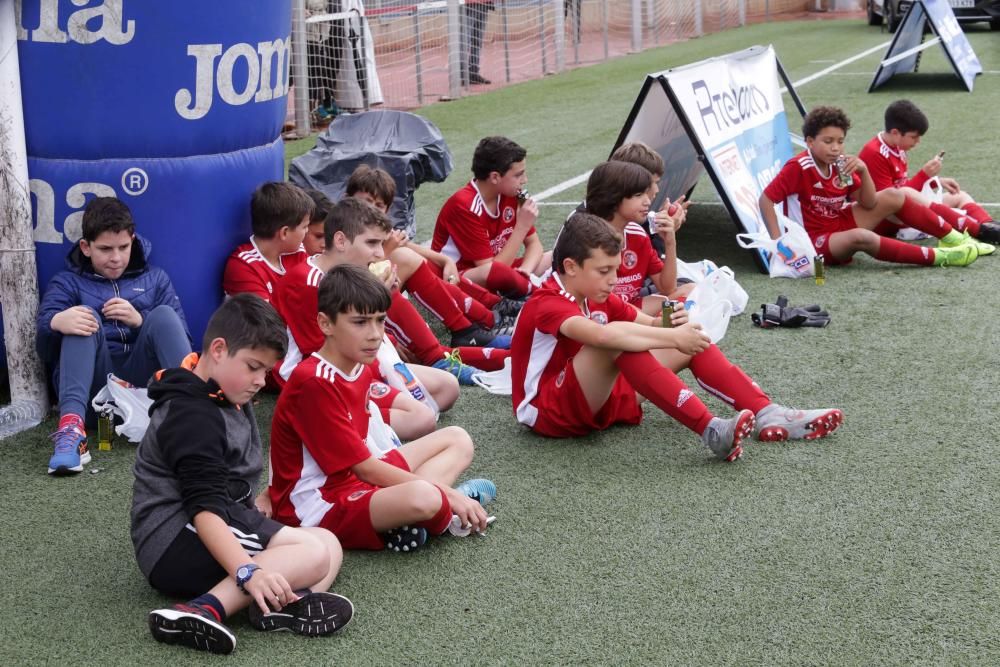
[5,18,1000,665]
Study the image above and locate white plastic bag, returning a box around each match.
[921,176,945,204]
[376,335,440,416]
[90,374,152,443]
[365,400,402,457]
[736,217,816,279]
[471,357,512,396]
[681,286,734,344]
[700,265,749,316]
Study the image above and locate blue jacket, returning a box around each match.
[36,235,191,363]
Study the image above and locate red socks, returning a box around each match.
[874,237,935,265]
[385,292,448,364]
[456,276,501,308]
[962,202,992,225]
[614,351,713,435]
[687,345,771,414]
[486,262,531,297]
[58,413,85,432]
[404,262,472,332]
[451,346,509,371]
[417,486,453,535]
[444,281,496,328]
[895,198,951,238]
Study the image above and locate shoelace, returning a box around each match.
[441,349,464,370]
[50,426,82,453]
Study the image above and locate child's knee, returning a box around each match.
[145,305,182,328]
[442,426,474,462]
[402,480,444,518]
[409,404,438,437]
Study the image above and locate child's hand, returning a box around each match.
[442,259,460,285]
[839,155,865,177]
[382,230,407,255]
[50,306,100,336]
[446,488,489,533]
[102,297,143,327]
[668,305,689,327]
[921,156,943,178]
[515,197,538,230]
[255,490,273,518]
[243,568,298,615]
[941,177,960,194]
[672,322,711,355]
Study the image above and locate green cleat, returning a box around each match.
[933,243,979,267]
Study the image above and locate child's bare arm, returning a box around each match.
[758,192,783,239]
[850,157,877,209]
[518,233,544,274]
[352,456,421,487]
[561,316,710,355]
[404,243,460,282]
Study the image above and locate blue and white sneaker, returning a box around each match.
[432,353,481,386]
[47,424,90,476]
[456,478,496,507]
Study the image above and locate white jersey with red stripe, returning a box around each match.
[511,274,637,427]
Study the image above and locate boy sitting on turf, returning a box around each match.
[432,136,551,298]
[346,164,514,348]
[274,197,461,440]
[269,264,495,552]
[222,182,313,305]
[37,197,192,476]
[584,160,691,316]
[857,99,1000,244]
[759,106,981,268]
[132,294,353,655]
[511,213,843,460]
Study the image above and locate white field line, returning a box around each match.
[535,41,892,203]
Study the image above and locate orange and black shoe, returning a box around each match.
[47,423,90,475]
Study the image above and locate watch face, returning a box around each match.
[237,566,249,578]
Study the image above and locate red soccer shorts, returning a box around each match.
[529,357,643,437]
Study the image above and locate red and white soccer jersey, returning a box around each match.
[511,274,642,437]
[763,150,861,240]
[614,222,664,305]
[222,237,307,304]
[273,256,326,382]
[858,133,929,193]
[268,354,409,549]
[432,181,536,271]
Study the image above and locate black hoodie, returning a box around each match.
[130,357,262,579]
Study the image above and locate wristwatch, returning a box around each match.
[235,563,260,594]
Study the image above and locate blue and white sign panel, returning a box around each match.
[869,0,982,92]
[662,46,797,271]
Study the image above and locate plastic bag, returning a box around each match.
[736,217,816,279]
[471,357,512,396]
[365,400,403,457]
[90,374,152,443]
[376,335,440,416]
[679,288,734,344]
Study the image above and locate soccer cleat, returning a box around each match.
[975,221,1000,245]
[933,243,978,267]
[451,325,498,348]
[493,297,525,321]
[456,478,497,507]
[939,231,994,256]
[247,591,354,637]
[383,525,428,553]
[755,404,844,442]
[432,352,481,386]
[47,424,90,475]
[700,409,755,462]
[149,604,236,654]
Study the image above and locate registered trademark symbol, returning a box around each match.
[121,168,149,196]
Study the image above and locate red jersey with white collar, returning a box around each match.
[858,133,930,193]
[511,274,638,427]
[432,181,536,271]
[763,150,861,238]
[269,354,379,528]
[273,256,326,382]
[614,222,664,304]
[222,237,307,304]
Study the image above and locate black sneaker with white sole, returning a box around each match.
[247,591,354,637]
[977,221,1000,244]
[148,604,236,654]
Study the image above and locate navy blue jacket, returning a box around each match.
[36,235,191,363]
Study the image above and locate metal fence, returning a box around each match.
[288,0,839,134]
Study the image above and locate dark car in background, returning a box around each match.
[866,0,1000,32]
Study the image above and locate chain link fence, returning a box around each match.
[288,0,850,133]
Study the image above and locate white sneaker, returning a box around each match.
[755,404,843,442]
[700,409,754,461]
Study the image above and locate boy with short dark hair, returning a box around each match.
[269,265,494,552]
[302,188,334,255]
[346,165,515,347]
[222,182,314,304]
[277,198,509,386]
[760,106,981,268]
[858,99,1000,244]
[37,196,192,476]
[132,294,353,655]
[511,214,842,460]
[432,136,551,298]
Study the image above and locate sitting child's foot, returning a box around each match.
[383,525,428,553]
[248,590,354,636]
[455,478,497,506]
[755,404,843,442]
[700,409,754,461]
[148,603,236,654]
